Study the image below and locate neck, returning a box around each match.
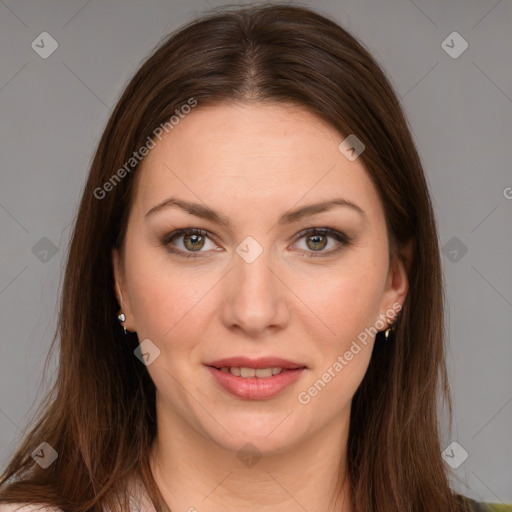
[149,397,354,512]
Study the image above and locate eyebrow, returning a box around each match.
[145,196,366,226]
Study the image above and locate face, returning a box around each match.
[112,102,409,455]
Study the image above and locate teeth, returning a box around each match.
[218,367,284,378]
[240,367,256,377]
[255,368,273,378]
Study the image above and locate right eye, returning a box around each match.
[161,228,220,258]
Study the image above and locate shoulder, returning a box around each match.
[462,497,512,511]
[0,504,63,512]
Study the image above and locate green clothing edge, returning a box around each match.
[462,495,512,511]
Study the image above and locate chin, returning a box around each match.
[199,412,307,456]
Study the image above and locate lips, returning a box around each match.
[204,356,306,370]
[204,356,307,400]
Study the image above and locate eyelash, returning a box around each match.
[161,227,352,259]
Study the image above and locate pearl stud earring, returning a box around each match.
[117,313,127,334]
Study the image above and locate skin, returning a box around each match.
[112,102,411,512]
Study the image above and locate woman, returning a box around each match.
[0,4,509,512]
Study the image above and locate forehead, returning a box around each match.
[131,102,383,223]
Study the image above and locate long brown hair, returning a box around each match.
[0,3,468,511]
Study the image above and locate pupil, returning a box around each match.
[185,234,203,251]
[308,234,326,251]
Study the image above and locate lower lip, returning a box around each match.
[206,366,306,400]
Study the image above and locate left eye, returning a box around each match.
[291,227,351,257]
[162,227,351,259]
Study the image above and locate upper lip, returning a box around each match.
[204,357,307,370]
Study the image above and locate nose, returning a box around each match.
[220,244,291,338]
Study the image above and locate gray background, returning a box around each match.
[1,0,511,504]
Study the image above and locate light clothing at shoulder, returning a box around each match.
[0,478,156,512]
[0,504,63,512]
[0,478,155,512]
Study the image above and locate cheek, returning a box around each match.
[298,256,387,345]
[297,268,381,411]
[125,246,217,345]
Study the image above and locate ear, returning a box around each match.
[379,237,414,321]
[112,247,136,332]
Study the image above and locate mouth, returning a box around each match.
[204,357,307,400]
[212,366,295,378]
